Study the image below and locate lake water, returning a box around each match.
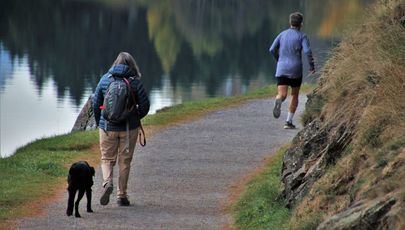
[0,0,373,157]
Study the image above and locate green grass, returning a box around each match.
[143,85,276,126]
[232,147,291,230]
[0,84,315,227]
[0,131,99,224]
[144,84,314,126]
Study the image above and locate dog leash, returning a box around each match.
[123,77,146,147]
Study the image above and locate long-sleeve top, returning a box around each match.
[269,28,315,79]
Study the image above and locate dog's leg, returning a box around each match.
[86,187,93,213]
[66,187,76,216]
[74,189,85,218]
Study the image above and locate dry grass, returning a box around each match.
[288,0,405,228]
[317,1,404,128]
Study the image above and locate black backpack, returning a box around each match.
[101,74,147,147]
[102,75,134,124]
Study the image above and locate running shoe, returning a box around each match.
[273,98,282,118]
[284,121,296,129]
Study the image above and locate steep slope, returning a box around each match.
[281,0,405,229]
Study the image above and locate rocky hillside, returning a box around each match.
[281,1,404,229]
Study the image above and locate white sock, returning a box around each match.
[286,112,294,123]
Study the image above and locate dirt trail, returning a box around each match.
[18,97,305,230]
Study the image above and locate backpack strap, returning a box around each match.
[123,77,146,147]
[103,74,116,131]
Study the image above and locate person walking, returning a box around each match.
[269,12,315,129]
[93,52,150,206]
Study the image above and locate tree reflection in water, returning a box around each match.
[0,0,373,105]
[0,0,374,157]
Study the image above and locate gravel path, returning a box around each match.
[18,96,306,230]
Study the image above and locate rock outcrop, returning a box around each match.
[280,2,405,228]
[71,95,96,132]
[317,195,398,230]
[281,115,354,208]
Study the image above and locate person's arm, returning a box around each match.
[269,34,281,62]
[302,34,315,73]
[132,79,150,119]
[92,78,104,127]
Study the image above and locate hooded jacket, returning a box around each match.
[92,64,150,131]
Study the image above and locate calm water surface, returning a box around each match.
[0,0,372,157]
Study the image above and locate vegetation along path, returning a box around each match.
[18,96,306,229]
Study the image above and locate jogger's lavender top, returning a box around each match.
[269,28,314,79]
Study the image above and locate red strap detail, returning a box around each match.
[100,105,106,110]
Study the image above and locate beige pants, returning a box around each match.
[99,128,139,198]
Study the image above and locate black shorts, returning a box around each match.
[276,76,302,88]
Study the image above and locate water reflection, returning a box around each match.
[0,0,372,157]
[0,55,81,157]
[0,44,13,91]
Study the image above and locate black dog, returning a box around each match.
[66,161,95,217]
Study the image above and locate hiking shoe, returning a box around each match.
[273,98,282,118]
[100,182,113,206]
[117,197,130,206]
[284,121,296,129]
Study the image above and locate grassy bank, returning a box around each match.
[232,147,290,230]
[289,0,405,228]
[233,0,404,229]
[0,131,99,228]
[143,84,313,127]
[0,84,314,228]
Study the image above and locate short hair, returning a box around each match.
[290,12,303,27]
[112,52,141,77]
